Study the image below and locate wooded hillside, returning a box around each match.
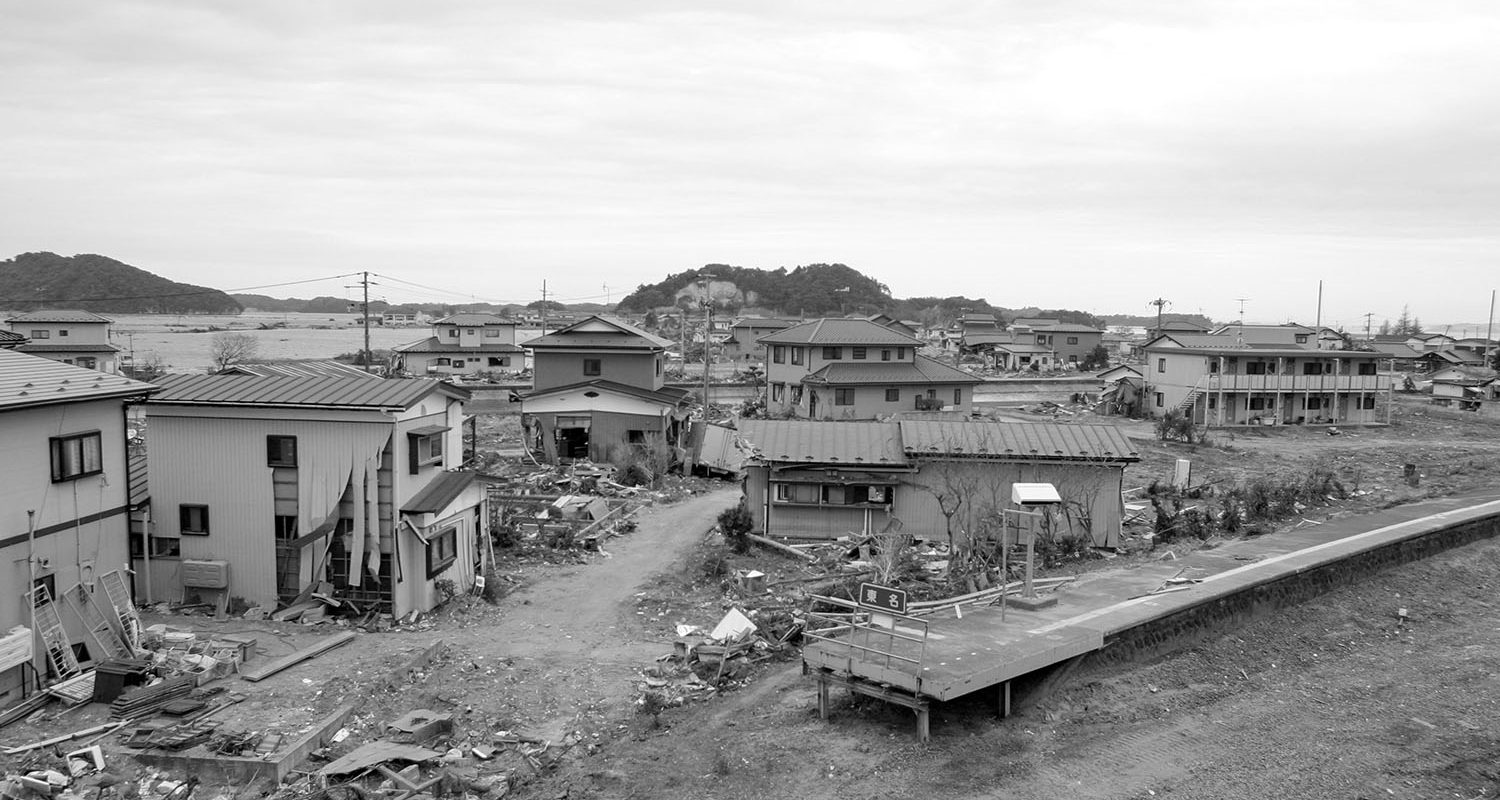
[0,252,242,314]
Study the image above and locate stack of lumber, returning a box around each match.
[108,675,196,720]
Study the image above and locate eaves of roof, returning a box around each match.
[146,374,467,410]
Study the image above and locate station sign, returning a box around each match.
[857,582,908,614]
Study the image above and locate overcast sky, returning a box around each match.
[3,1,1498,330]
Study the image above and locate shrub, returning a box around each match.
[1155,410,1197,443]
[717,501,754,555]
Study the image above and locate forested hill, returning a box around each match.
[0,252,242,314]
[617,263,893,316]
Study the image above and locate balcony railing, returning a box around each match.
[1203,373,1392,392]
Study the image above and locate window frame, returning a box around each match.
[884,387,900,402]
[834,388,854,406]
[50,431,104,483]
[408,431,446,473]
[426,526,458,578]
[772,345,785,364]
[822,347,842,360]
[852,347,867,360]
[583,358,602,376]
[1157,358,1167,373]
[266,435,298,467]
[180,504,210,535]
[790,347,804,366]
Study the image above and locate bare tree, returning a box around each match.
[210,332,259,371]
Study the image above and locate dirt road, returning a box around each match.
[449,486,742,742]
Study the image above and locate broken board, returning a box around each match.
[239,631,358,682]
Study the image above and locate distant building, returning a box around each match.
[5,310,122,372]
[721,317,796,363]
[759,318,980,419]
[393,313,524,377]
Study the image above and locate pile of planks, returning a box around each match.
[109,675,197,720]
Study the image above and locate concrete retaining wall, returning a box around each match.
[1077,510,1500,675]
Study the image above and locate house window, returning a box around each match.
[773,483,818,504]
[627,430,646,444]
[31,330,50,339]
[180,504,210,535]
[822,347,842,360]
[274,515,298,540]
[426,526,458,577]
[465,329,475,336]
[885,388,899,402]
[953,388,962,405]
[1037,335,1047,345]
[897,348,907,359]
[772,345,785,364]
[58,329,69,337]
[1296,334,1309,344]
[820,484,891,506]
[656,358,662,376]
[852,347,867,360]
[834,388,854,405]
[1361,396,1376,410]
[1157,358,1167,373]
[435,358,451,366]
[1249,397,1276,410]
[50,432,103,482]
[791,386,803,404]
[484,329,499,338]
[1303,362,1325,375]
[772,383,785,402]
[1208,396,1218,409]
[408,429,445,473]
[1067,336,1079,345]
[583,358,602,376]
[1246,362,1268,375]
[1154,392,1164,407]
[267,435,297,467]
[1357,362,1377,376]
[881,349,891,361]
[446,329,458,338]
[488,356,510,367]
[130,535,181,559]
[790,347,804,365]
[1208,360,1220,374]
[1306,397,1323,410]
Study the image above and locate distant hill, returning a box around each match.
[0,252,242,314]
[618,263,894,316]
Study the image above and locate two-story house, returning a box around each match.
[759,318,981,419]
[721,317,795,363]
[5,310,122,372]
[393,313,524,377]
[140,374,486,617]
[1,350,155,701]
[520,315,693,462]
[1142,331,1393,427]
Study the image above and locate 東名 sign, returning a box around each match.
[858,582,908,614]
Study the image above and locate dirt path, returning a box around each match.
[451,487,742,741]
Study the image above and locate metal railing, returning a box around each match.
[804,594,929,680]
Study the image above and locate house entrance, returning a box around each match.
[555,415,591,459]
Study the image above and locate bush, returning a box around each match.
[717,501,754,555]
[1155,410,1197,443]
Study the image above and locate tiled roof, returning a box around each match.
[434,313,519,326]
[6,309,113,324]
[758,318,921,346]
[961,332,1016,347]
[147,374,466,409]
[0,330,27,345]
[219,360,378,379]
[802,355,981,386]
[393,337,522,354]
[0,349,156,411]
[729,317,795,331]
[899,420,1139,462]
[736,420,906,465]
[401,470,478,514]
[523,315,673,350]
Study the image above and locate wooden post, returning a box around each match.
[817,673,830,720]
[915,706,930,743]
[999,681,1011,718]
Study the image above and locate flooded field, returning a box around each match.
[104,312,542,373]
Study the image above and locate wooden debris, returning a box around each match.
[109,675,196,719]
[3,720,128,755]
[747,534,817,562]
[239,630,358,682]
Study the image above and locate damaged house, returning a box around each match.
[140,374,486,617]
[736,418,1138,548]
[519,315,693,463]
[0,351,155,703]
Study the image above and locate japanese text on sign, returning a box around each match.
[857,582,908,614]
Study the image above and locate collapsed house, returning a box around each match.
[735,419,1139,548]
[140,375,487,617]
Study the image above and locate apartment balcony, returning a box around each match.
[1202,373,1393,393]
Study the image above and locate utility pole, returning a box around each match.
[1147,298,1170,337]
[347,272,376,373]
[1487,289,1496,367]
[539,281,548,335]
[698,273,716,411]
[1363,312,1374,342]
[1315,280,1323,345]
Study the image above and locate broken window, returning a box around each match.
[267,435,297,467]
[488,356,510,367]
[180,504,210,535]
[49,431,102,482]
[274,515,298,540]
